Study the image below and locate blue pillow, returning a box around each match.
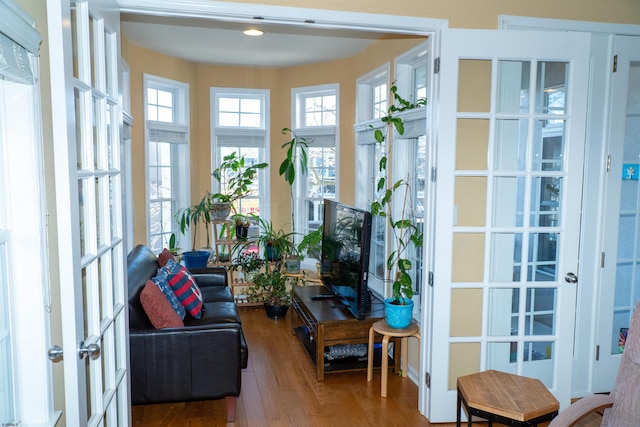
[152,266,186,320]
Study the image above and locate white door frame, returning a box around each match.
[500,15,640,397]
[117,0,448,419]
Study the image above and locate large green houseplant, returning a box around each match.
[279,128,309,236]
[371,84,425,328]
[175,192,215,268]
[211,151,268,220]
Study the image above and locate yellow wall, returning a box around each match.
[210,0,640,28]
[125,34,424,246]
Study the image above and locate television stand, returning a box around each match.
[291,285,398,381]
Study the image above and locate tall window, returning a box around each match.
[291,84,339,245]
[145,75,189,253]
[211,88,269,219]
[355,65,390,296]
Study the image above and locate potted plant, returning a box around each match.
[371,84,425,329]
[175,192,214,268]
[279,128,310,236]
[254,217,295,263]
[246,264,291,319]
[212,151,268,220]
[231,251,264,282]
[297,226,323,272]
[232,213,252,240]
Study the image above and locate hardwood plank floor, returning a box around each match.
[132,305,604,426]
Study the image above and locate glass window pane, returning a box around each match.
[530,177,561,228]
[522,341,554,387]
[488,288,519,336]
[494,119,528,171]
[487,342,518,373]
[527,233,558,281]
[157,106,173,123]
[219,112,239,127]
[458,59,491,113]
[497,61,530,114]
[490,234,522,282]
[219,97,239,112]
[492,177,524,227]
[536,62,567,115]
[241,98,260,114]
[157,89,173,107]
[532,121,565,172]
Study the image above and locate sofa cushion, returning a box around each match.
[152,267,186,320]
[164,258,204,319]
[157,248,173,267]
[200,285,234,303]
[140,280,184,329]
[185,301,241,325]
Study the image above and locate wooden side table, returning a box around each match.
[456,369,559,427]
[367,319,420,397]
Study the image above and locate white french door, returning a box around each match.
[48,0,129,425]
[594,36,640,392]
[427,29,590,422]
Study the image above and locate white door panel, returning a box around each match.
[48,0,128,424]
[428,29,590,422]
[594,35,640,392]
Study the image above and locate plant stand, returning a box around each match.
[212,220,235,266]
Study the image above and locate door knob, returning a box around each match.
[78,341,101,360]
[565,272,578,283]
[47,345,63,363]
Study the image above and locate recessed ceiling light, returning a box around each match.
[243,29,264,37]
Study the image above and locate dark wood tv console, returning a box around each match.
[291,285,398,381]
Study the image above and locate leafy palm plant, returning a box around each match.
[371,84,426,304]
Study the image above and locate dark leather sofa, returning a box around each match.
[127,245,248,421]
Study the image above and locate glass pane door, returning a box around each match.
[429,29,590,422]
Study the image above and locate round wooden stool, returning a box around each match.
[367,319,420,397]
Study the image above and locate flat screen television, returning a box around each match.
[320,199,372,320]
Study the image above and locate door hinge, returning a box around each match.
[431,166,437,182]
[428,271,434,287]
[613,55,618,73]
[601,252,605,268]
[434,57,440,74]
[425,372,431,387]
[596,345,600,361]
[606,155,611,172]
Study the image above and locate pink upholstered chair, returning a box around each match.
[550,300,640,426]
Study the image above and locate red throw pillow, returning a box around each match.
[140,280,184,328]
[157,248,173,267]
[164,258,204,319]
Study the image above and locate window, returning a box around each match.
[145,75,190,253]
[355,65,390,296]
[291,84,339,249]
[354,44,430,310]
[211,88,269,220]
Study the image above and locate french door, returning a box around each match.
[594,36,640,391]
[426,29,590,422]
[48,0,129,425]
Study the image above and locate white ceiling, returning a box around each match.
[120,13,384,68]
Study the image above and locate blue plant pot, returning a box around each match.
[182,251,210,269]
[384,297,414,329]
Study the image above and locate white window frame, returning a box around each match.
[291,84,339,259]
[0,11,55,423]
[354,65,390,297]
[144,74,190,253]
[211,88,270,222]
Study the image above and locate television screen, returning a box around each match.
[320,199,372,320]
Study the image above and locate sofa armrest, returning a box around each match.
[130,324,242,405]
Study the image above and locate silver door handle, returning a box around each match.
[565,272,578,283]
[47,345,63,363]
[78,341,101,360]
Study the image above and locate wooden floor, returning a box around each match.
[132,306,604,427]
